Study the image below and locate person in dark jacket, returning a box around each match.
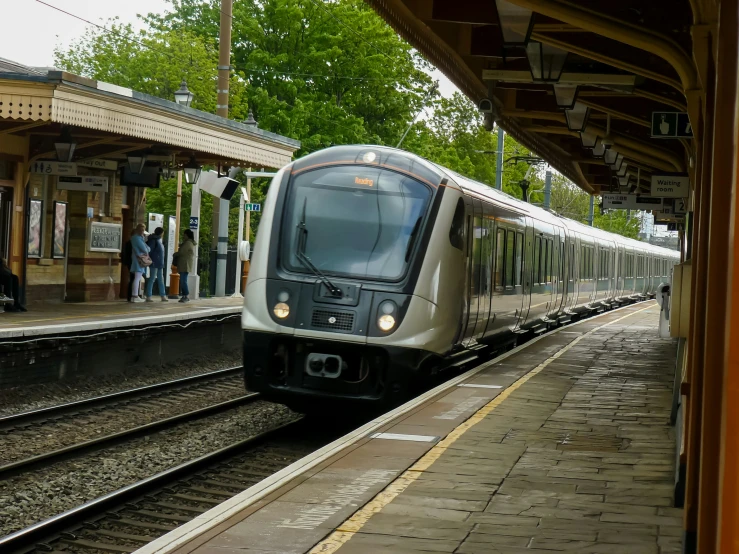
[0,258,26,312]
[122,230,135,301]
[145,227,168,302]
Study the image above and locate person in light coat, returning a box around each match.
[130,224,150,303]
[177,229,196,303]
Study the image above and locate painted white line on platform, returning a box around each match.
[458,384,503,389]
[370,433,438,442]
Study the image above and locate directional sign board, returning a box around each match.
[30,161,77,176]
[57,175,109,193]
[77,159,119,171]
[602,194,663,211]
[244,203,261,212]
[651,112,693,138]
[189,216,199,230]
[651,174,690,198]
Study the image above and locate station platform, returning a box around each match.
[137,301,681,554]
[0,297,244,387]
[0,297,243,339]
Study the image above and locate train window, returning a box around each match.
[449,198,466,251]
[495,228,505,290]
[515,232,523,286]
[505,231,515,288]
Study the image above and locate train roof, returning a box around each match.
[293,145,680,259]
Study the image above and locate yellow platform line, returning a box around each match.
[308,304,655,554]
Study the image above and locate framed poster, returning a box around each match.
[53,201,68,258]
[27,199,42,258]
[89,222,122,253]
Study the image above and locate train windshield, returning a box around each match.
[281,165,433,281]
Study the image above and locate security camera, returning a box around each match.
[198,170,239,201]
[478,98,494,114]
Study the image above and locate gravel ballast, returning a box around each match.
[0,350,242,417]
[0,375,249,466]
[0,400,298,538]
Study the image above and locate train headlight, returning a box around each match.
[378,314,396,331]
[377,300,397,331]
[273,302,290,319]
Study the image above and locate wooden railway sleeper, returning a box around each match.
[130,510,192,522]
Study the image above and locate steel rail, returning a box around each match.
[0,419,301,554]
[0,393,260,478]
[0,366,243,428]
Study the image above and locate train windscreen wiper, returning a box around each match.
[296,200,343,298]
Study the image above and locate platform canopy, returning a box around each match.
[365,0,699,195]
[0,63,300,170]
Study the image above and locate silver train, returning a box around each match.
[242,145,680,408]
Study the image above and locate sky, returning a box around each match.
[0,0,460,97]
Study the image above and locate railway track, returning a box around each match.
[0,367,254,477]
[0,417,339,554]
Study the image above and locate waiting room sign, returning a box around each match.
[650,174,690,198]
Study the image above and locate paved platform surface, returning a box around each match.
[0,297,243,338]
[137,302,680,554]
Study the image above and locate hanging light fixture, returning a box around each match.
[592,142,606,159]
[495,0,534,47]
[580,131,600,149]
[608,153,624,173]
[174,80,194,107]
[553,84,578,110]
[54,127,77,162]
[127,153,148,174]
[564,102,589,132]
[183,156,201,184]
[526,41,568,82]
[160,163,173,180]
[617,163,628,177]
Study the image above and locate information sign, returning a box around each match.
[57,175,109,193]
[147,213,164,234]
[244,203,261,212]
[602,194,663,211]
[650,174,690,198]
[166,215,176,286]
[651,112,693,138]
[89,222,122,253]
[189,216,199,230]
[77,159,119,171]
[30,161,77,176]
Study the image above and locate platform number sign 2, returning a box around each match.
[189,216,199,230]
[652,112,693,138]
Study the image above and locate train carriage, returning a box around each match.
[241,145,679,409]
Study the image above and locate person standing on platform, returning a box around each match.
[122,230,136,302]
[0,258,26,312]
[177,229,196,303]
[130,224,150,303]
[145,227,168,302]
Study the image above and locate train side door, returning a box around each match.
[474,213,494,338]
[517,217,534,328]
[458,196,477,345]
[555,232,565,313]
[548,229,560,318]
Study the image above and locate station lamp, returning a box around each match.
[580,131,600,149]
[553,84,578,110]
[592,142,606,159]
[495,0,534,47]
[616,163,628,177]
[183,155,202,184]
[54,127,77,162]
[174,80,194,107]
[564,102,589,132]
[526,41,568,82]
[127,153,148,174]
